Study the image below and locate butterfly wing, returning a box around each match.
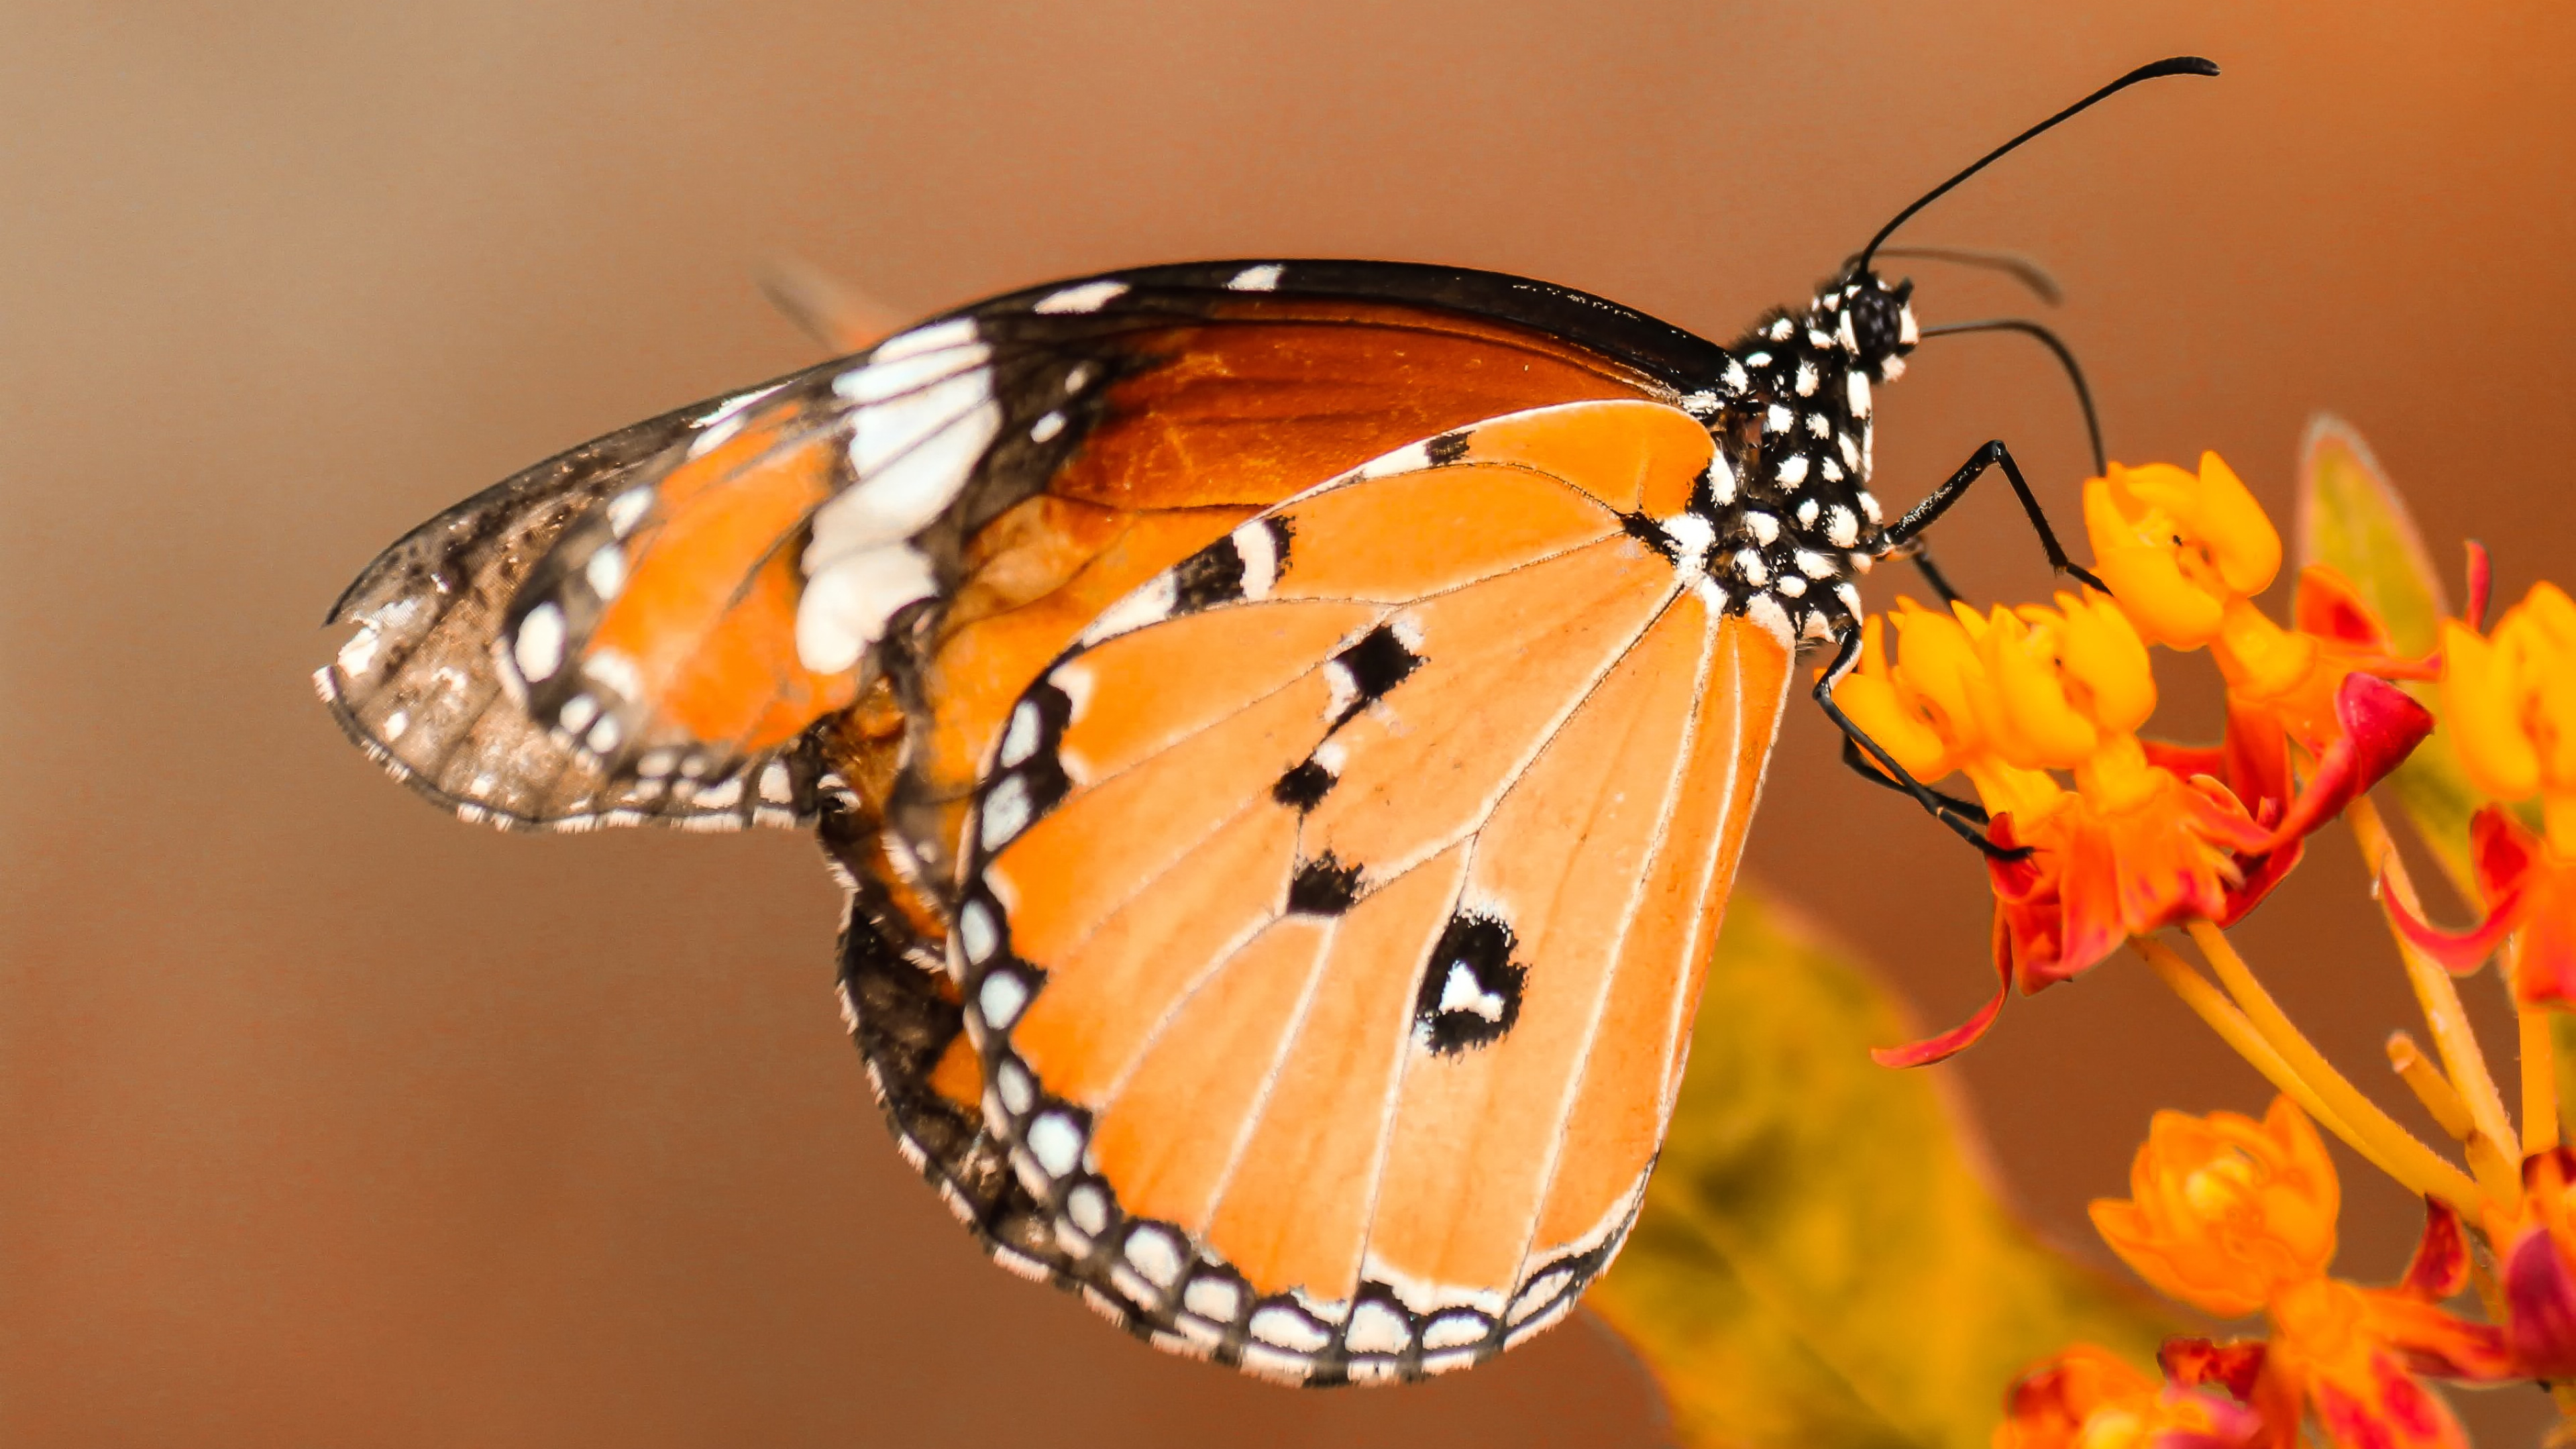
[928,399,1793,1384]
[318,374,850,830]
[325,260,1717,835]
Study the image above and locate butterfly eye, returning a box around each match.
[1847,286,1907,362]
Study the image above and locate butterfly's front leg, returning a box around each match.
[1877,439,2108,595]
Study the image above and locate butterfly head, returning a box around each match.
[1826,268,1919,384]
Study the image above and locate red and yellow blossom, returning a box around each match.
[1994,1344,2263,1449]
[2388,582,2576,1006]
[2074,1099,2512,1449]
[1847,452,2435,1066]
[1841,590,2288,1065]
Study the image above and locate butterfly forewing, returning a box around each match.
[930,400,1792,1383]
[317,375,847,830]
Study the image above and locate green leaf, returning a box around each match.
[2292,413,2485,896]
[1589,891,2177,1449]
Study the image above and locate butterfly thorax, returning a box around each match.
[1672,268,1917,648]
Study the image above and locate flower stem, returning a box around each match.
[2350,797,2522,1165]
[2180,920,2487,1216]
[2137,935,2481,1214]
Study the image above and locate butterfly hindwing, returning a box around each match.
[935,400,1794,1383]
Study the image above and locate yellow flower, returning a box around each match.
[2440,581,2576,853]
[2088,1097,2338,1318]
[2084,454,2280,652]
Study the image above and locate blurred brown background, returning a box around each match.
[6,3,2574,1444]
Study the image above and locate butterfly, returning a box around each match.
[319,58,2214,1385]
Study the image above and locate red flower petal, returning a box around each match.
[2163,1338,2268,1403]
[2255,674,2434,855]
[2398,1199,2469,1301]
[2383,877,2526,976]
[2504,1226,2576,1379]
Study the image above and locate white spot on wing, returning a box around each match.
[605,485,654,538]
[1078,574,1178,646]
[1232,520,1280,600]
[999,700,1042,767]
[584,542,625,600]
[1029,411,1065,443]
[981,774,1033,851]
[1125,1227,1185,1288]
[1026,1111,1084,1177]
[1776,453,1811,486]
[1747,593,1794,647]
[1034,280,1129,314]
[513,602,565,682]
[979,970,1028,1028]
[872,316,977,362]
[796,543,937,674]
[959,899,999,965]
[336,625,382,678]
[1226,264,1283,291]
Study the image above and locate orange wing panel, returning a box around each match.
[1009,802,1299,1104]
[1452,398,1716,517]
[1299,536,1677,877]
[1356,592,1708,1298]
[1052,600,1380,787]
[1268,464,1620,604]
[985,672,1334,967]
[1200,845,1470,1300]
[1087,917,1334,1231]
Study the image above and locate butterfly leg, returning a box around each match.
[1811,628,2029,859]
[1878,439,2108,594]
[1839,735,1988,824]
[1895,541,1968,609]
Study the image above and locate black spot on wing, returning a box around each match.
[1287,852,1362,916]
[1171,534,1248,612]
[1426,430,1472,466]
[1329,625,1424,727]
[1415,913,1525,1055]
[1271,757,1336,812]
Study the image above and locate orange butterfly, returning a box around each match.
[321,59,2215,1385]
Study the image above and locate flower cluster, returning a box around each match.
[1839,454,2432,1065]
[1897,437,2576,1448]
[2012,1098,2511,1449]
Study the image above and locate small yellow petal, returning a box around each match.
[1984,611,2100,769]
[2188,452,2282,597]
[2440,618,2541,800]
[1832,672,1953,781]
[2093,543,2224,649]
[2056,591,2157,734]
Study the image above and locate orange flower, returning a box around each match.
[2081,1100,2512,1449]
[2090,1098,2338,1318]
[2387,580,2576,1005]
[1994,1345,2262,1449]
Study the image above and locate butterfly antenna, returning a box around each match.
[1856,56,2218,272]
[1919,317,2106,474]
[1870,246,2062,305]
